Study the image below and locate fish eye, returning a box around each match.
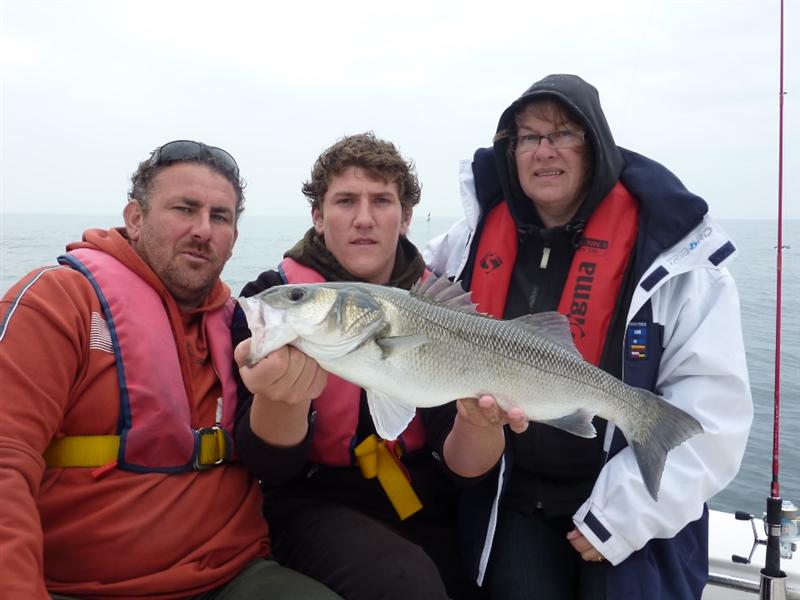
[288,288,305,302]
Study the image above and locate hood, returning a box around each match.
[491,74,624,237]
[67,227,232,314]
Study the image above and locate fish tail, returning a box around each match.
[625,389,704,501]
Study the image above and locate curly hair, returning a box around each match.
[128,143,246,219]
[302,132,421,216]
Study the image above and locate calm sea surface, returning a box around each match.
[1,213,798,517]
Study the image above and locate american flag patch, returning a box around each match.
[89,312,114,353]
[626,322,648,360]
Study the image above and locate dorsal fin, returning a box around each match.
[511,312,580,356]
[410,273,480,314]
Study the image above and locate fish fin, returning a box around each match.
[376,334,429,359]
[410,273,481,314]
[540,409,597,438]
[366,389,418,441]
[623,388,704,501]
[511,312,580,356]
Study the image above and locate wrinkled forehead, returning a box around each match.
[515,99,580,131]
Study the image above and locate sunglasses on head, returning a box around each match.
[148,140,240,177]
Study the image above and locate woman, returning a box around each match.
[425,74,753,600]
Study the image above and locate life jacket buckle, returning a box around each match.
[194,426,230,470]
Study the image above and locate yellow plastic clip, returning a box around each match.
[354,434,423,520]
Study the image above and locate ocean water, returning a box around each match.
[1,213,798,517]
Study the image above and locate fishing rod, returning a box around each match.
[714,3,799,596]
[761,0,790,594]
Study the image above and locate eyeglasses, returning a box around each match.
[512,130,585,154]
[148,140,240,177]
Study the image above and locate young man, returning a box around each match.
[0,140,341,599]
[233,132,486,600]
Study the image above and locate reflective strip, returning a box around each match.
[0,266,62,343]
[354,434,422,520]
[709,241,735,266]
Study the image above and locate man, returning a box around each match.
[233,132,486,600]
[0,140,341,599]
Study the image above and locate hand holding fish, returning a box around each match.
[456,395,528,434]
[443,395,529,478]
[234,338,328,446]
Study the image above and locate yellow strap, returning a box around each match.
[354,434,423,520]
[44,430,228,469]
[43,435,120,468]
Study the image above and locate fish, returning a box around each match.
[237,274,704,500]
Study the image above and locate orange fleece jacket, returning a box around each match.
[0,228,269,599]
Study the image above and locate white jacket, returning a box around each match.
[424,159,753,574]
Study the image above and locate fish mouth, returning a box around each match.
[238,298,298,365]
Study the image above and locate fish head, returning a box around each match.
[237,283,386,365]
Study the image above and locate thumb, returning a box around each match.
[234,338,252,368]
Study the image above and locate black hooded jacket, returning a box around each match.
[462,75,638,517]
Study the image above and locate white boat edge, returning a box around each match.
[704,508,800,598]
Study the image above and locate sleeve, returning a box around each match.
[233,270,312,485]
[419,404,456,458]
[419,404,504,487]
[0,267,93,598]
[422,158,481,279]
[573,266,753,565]
[422,218,473,279]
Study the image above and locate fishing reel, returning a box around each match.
[732,500,800,564]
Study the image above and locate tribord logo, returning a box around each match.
[666,227,713,266]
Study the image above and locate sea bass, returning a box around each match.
[238,275,703,500]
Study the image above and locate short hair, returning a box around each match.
[302,132,421,216]
[128,143,246,219]
[514,99,583,132]
[495,98,586,146]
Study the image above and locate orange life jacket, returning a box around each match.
[470,182,639,365]
[46,248,238,472]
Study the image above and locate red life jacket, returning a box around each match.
[470,182,639,365]
[57,248,238,472]
[280,257,427,466]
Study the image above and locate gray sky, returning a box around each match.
[1,0,798,220]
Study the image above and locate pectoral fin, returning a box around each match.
[366,388,418,441]
[375,334,429,359]
[540,409,597,438]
